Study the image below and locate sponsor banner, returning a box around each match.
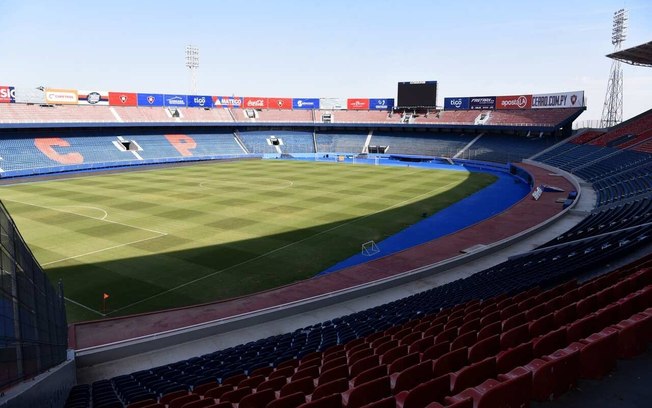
[0,86,15,103]
[13,87,45,104]
[531,91,584,109]
[496,95,532,110]
[469,96,496,110]
[187,95,214,108]
[137,93,164,107]
[347,98,370,110]
[369,98,394,110]
[242,97,268,109]
[213,96,243,108]
[267,97,293,110]
[443,97,470,110]
[292,98,319,110]
[45,88,78,105]
[78,90,109,105]
[109,91,138,106]
[164,94,188,107]
[319,97,346,110]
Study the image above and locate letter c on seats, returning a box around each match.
[34,138,84,164]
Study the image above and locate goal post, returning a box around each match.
[361,240,380,256]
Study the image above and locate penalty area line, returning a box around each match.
[41,234,168,266]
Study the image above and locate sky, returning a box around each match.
[1,0,651,123]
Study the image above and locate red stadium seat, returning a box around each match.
[422,341,450,361]
[499,323,530,350]
[395,374,450,408]
[433,347,468,377]
[388,352,420,375]
[342,376,391,408]
[449,367,531,408]
[280,377,316,397]
[311,377,349,401]
[576,327,619,379]
[267,391,307,408]
[496,340,533,374]
[297,393,340,408]
[390,359,434,394]
[450,357,497,394]
[238,388,276,408]
[351,365,388,387]
[468,334,500,364]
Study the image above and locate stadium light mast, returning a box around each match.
[185,45,200,94]
[600,8,627,128]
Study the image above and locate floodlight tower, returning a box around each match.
[185,45,200,94]
[600,9,627,128]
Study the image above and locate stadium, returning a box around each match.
[1,4,652,408]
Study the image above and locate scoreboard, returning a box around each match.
[397,81,437,108]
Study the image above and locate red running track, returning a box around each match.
[70,163,575,349]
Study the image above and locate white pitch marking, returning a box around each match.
[109,179,462,315]
[42,234,168,266]
[56,205,109,220]
[198,178,294,191]
[3,198,168,235]
[64,296,105,317]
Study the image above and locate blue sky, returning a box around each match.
[1,0,650,122]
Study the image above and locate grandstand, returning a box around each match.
[0,82,651,408]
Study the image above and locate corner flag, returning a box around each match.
[103,293,110,300]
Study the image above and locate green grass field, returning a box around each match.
[0,160,496,322]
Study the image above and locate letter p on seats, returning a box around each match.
[165,134,197,157]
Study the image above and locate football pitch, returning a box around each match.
[0,160,496,322]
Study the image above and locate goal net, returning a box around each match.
[361,240,380,257]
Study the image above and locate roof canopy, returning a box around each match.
[607,41,652,67]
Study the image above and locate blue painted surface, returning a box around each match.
[316,157,531,275]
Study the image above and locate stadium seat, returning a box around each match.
[468,334,500,363]
[576,327,619,379]
[311,377,350,401]
[297,393,341,408]
[390,359,434,394]
[395,374,450,408]
[238,389,276,408]
[450,357,497,394]
[267,391,307,408]
[433,347,468,377]
[342,376,391,408]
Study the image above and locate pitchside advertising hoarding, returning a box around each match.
[45,88,78,105]
[164,94,188,107]
[0,86,15,103]
[347,98,370,110]
[13,87,45,104]
[187,95,214,108]
[78,90,109,105]
[495,95,532,110]
[369,98,394,110]
[469,96,496,110]
[531,91,584,109]
[319,98,346,110]
[242,97,268,109]
[137,93,164,107]
[268,97,293,110]
[292,98,320,110]
[109,92,138,106]
[213,96,243,108]
[443,97,470,110]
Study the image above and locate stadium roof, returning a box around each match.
[606,40,652,67]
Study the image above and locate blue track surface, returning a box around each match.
[311,157,531,275]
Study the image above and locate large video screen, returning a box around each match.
[397,81,438,108]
